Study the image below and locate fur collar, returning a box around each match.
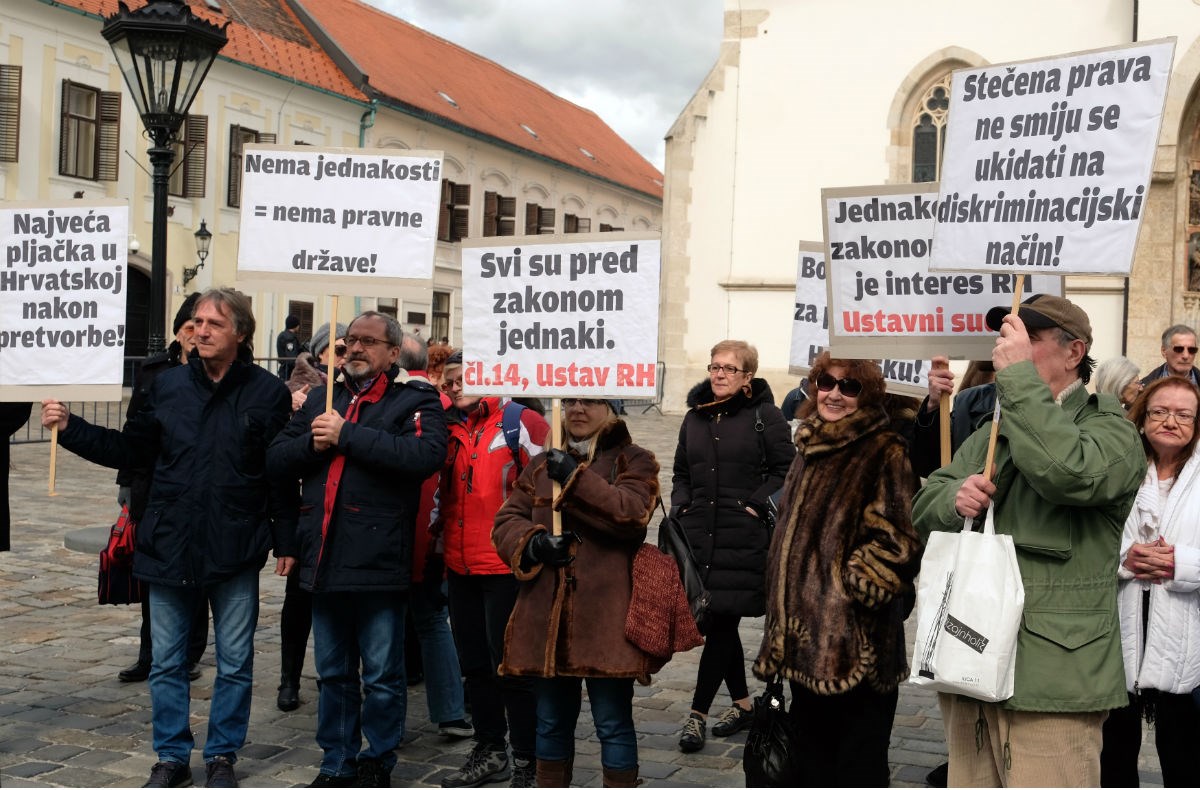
[795,405,890,458]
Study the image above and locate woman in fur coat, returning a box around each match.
[753,352,921,787]
[493,398,659,788]
[671,340,795,752]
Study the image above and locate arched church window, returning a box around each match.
[912,76,951,183]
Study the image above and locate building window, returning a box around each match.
[438,180,470,242]
[0,65,20,163]
[564,214,591,233]
[169,115,208,198]
[525,203,555,235]
[432,291,450,343]
[227,125,276,207]
[911,75,951,183]
[599,223,624,232]
[377,297,398,320]
[287,300,313,345]
[483,191,516,236]
[59,79,121,181]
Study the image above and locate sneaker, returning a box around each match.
[441,743,511,787]
[204,756,237,788]
[144,761,192,788]
[357,757,391,788]
[438,719,475,739]
[678,712,706,753]
[509,757,534,788]
[711,704,753,737]
[308,773,357,788]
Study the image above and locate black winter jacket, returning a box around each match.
[266,365,447,593]
[116,341,182,521]
[58,348,298,587]
[670,379,795,616]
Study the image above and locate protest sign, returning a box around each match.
[460,233,660,397]
[791,241,932,397]
[930,39,1174,275]
[0,200,128,401]
[824,183,1061,365]
[236,145,442,290]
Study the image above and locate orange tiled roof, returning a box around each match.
[295,0,664,200]
[46,0,367,103]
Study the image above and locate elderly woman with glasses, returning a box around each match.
[752,352,922,787]
[671,340,795,753]
[493,396,660,787]
[1100,376,1200,787]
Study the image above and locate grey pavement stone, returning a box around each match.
[3,762,61,779]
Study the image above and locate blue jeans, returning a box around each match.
[409,581,466,724]
[535,677,637,771]
[149,568,259,764]
[311,591,407,777]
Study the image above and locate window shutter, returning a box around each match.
[438,204,451,241]
[259,132,276,144]
[452,208,469,241]
[0,65,20,163]
[578,217,591,232]
[96,90,121,181]
[565,214,577,234]
[227,126,241,207]
[525,203,539,235]
[452,183,471,205]
[499,196,516,216]
[58,80,71,175]
[484,191,498,236]
[183,115,207,198]
[539,207,555,232]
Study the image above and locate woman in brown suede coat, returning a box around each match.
[753,353,921,787]
[493,399,658,788]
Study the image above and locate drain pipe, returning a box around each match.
[359,99,378,148]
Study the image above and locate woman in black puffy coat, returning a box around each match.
[670,339,795,753]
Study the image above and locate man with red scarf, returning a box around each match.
[268,311,447,788]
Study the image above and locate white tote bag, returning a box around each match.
[909,504,1024,702]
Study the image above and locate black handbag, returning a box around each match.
[743,676,803,787]
[654,499,710,630]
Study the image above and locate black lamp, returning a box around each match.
[102,0,227,353]
[183,218,211,287]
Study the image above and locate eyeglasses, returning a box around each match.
[440,377,463,392]
[343,335,391,349]
[1147,407,1196,425]
[815,373,863,397]
[333,345,347,357]
[1172,345,1199,355]
[561,398,608,408]
[707,364,747,376]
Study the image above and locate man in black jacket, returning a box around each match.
[42,287,297,789]
[276,314,302,380]
[267,312,447,788]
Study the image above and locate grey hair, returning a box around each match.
[1161,324,1197,348]
[1044,327,1095,385]
[397,332,427,370]
[196,287,255,350]
[349,311,402,347]
[1093,356,1139,398]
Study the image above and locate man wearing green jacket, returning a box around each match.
[912,294,1144,787]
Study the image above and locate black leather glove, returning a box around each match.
[523,530,581,568]
[544,449,578,484]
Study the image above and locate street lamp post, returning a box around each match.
[102,0,227,353]
[183,218,211,288]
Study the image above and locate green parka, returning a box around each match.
[911,361,1144,712]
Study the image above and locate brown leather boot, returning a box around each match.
[535,758,573,788]
[602,766,640,787]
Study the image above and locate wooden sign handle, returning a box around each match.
[325,295,339,414]
[933,358,951,467]
[48,424,58,497]
[983,275,1025,478]
[551,397,562,536]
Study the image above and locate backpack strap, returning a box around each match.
[501,401,527,474]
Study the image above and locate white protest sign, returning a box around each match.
[236,145,442,289]
[791,241,931,397]
[0,200,129,400]
[930,39,1174,275]
[824,184,1061,367]
[460,233,660,397]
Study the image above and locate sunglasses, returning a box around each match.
[815,373,863,397]
[1172,345,1199,355]
[561,398,608,408]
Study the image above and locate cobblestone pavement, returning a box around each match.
[0,410,1163,787]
